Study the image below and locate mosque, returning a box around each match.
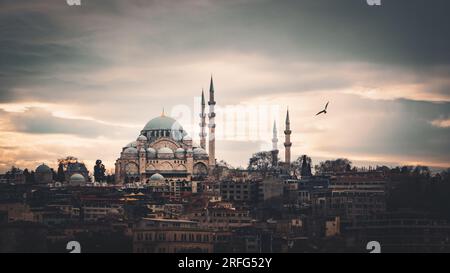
[115,77,217,184]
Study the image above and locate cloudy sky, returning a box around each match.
[0,0,449,173]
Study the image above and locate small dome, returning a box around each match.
[150,173,164,181]
[183,136,192,141]
[175,148,185,159]
[157,147,174,159]
[137,135,147,141]
[124,147,138,155]
[69,173,85,185]
[125,141,137,148]
[146,147,156,157]
[193,147,207,155]
[36,163,51,173]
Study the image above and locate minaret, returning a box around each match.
[208,76,216,167]
[271,120,279,167]
[284,108,292,164]
[199,89,207,149]
[272,120,278,150]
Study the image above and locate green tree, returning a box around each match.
[57,162,65,182]
[315,158,352,174]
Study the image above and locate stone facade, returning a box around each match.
[115,114,210,183]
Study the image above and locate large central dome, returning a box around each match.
[142,115,183,131]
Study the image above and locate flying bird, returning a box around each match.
[316,101,329,116]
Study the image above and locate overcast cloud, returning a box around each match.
[0,0,449,172]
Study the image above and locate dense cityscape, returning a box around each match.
[1,79,450,253]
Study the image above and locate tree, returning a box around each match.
[247,151,275,176]
[29,171,36,184]
[300,155,312,177]
[94,159,106,182]
[23,168,33,184]
[106,174,115,183]
[58,156,79,168]
[217,160,233,169]
[413,165,431,178]
[51,168,57,181]
[292,155,312,177]
[400,165,414,174]
[441,168,450,183]
[57,162,65,182]
[315,158,352,174]
[376,165,391,173]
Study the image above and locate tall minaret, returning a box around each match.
[208,76,216,167]
[271,120,279,167]
[284,108,292,164]
[199,89,207,149]
[272,120,278,150]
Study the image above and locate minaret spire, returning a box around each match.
[284,108,292,164]
[272,120,278,151]
[271,120,279,167]
[209,75,215,102]
[208,75,216,167]
[199,88,207,149]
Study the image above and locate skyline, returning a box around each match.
[1,0,450,173]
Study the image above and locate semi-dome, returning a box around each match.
[150,173,164,181]
[36,163,51,173]
[146,147,156,157]
[69,173,85,185]
[157,147,174,159]
[124,147,138,155]
[143,115,183,131]
[175,147,185,153]
[158,147,173,154]
[193,147,208,159]
[193,147,207,155]
[125,141,137,148]
[175,148,185,159]
[137,135,147,141]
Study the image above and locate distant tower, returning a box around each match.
[208,76,216,167]
[284,108,292,164]
[271,120,279,167]
[272,120,278,150]
[199,89,207,149]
